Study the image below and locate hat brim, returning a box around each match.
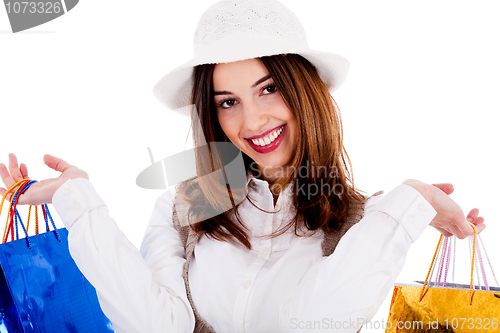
[152,49,349,116]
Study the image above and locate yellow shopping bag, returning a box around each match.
[386,228,500,332]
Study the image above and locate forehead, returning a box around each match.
[212,58,269,90]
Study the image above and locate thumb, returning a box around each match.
[43,154,74,173]
[432,183,454,195]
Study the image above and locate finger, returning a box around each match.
[0,187,12,202]
[472,216,485,225]
[474,223,486,234]
[452,219,475,239]
[432,183,454,195]
[43,154,74,173]
[0,163,15,189]
[466,208,480,223]
[20,163,29,179]
[8,153,23,182]
[465,210,485,234]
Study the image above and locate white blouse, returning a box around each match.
[52,176,436,333]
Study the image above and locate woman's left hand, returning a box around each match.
[403,179,485,239]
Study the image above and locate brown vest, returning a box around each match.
[172,188,381,332]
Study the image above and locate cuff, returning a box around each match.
[52,178,107,230]
[372,184,437,242]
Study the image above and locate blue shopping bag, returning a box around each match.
[0,227,115,333]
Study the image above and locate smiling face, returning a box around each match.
[213,58,298,182]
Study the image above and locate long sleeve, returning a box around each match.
[51,178,195,333]
[278,184,437,332]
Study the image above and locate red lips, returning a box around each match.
[246,125,286,154]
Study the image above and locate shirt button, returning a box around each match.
[418,203,428,213]
[72,202,81,211]
[63,188,72,196]
[260,247,270,257]
[241,280,252,289]
[407,215,415,224]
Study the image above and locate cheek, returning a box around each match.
[283,110,298,146]
[279,106,297,132]
[217,113,238,141]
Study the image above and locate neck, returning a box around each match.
[257,165,284,183]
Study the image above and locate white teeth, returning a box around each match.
[250,126,284,146]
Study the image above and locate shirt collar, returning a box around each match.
[245,171,295,199]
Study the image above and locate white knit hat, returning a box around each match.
[152,0,349,115]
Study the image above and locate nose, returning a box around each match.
[242,99,269,133]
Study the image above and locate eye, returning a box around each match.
[262,84,277,95]
[217,98,237,109]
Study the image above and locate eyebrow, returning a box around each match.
[213,74,272,96]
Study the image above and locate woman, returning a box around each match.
[0,0,486,332]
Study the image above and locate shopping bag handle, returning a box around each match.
[419,226,476,304]
[11,180,37,241]
[1,179,33,246]
[0,178,61,248]
[437,229,497,291]
[419,225,495,305]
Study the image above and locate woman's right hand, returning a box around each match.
[402,179,485,239]
[0,153,89,206]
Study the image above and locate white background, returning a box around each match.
[1,0,499,331]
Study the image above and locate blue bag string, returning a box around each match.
[43,204,60,242]
[14,209,27,241]
[11,180,37,248]
[10,180,61,248]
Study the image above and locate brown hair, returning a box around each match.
[181,54,365,250]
